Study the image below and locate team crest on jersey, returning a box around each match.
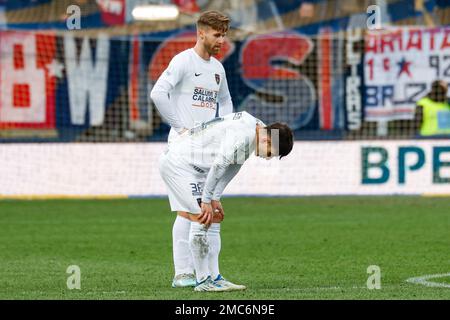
[215,74,220,84]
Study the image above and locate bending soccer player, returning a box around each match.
[150,10,233,288]
[159,111,294,291]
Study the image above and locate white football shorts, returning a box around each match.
[158,151,206,214]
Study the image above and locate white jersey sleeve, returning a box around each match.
[217,71,233,117]
[211,164,242,201]
[150,53,186,132]
[201,125,253,203]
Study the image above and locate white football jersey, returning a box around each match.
[166,111,265,202]
[153,48,233,142]
[168,111,260,168]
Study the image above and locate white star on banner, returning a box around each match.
[46,59,64,78]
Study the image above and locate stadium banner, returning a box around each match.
[1,26,449,142]
[0,29,348,142]
[0,141,448,198]
[364,26,450,122]
[345,28,364,132]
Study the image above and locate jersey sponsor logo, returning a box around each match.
[195,73,201,76]
[192,86,218,110]
[215,73,220,84]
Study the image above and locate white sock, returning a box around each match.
[189,222,210,283]
[207,223,221,280]
[172,215,194,276]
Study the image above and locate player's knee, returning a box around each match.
[212,213,224,223]
[178,211,204,223]
[177,211,192,221]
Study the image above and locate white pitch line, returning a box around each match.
[258,286,367,292]
[83,291,127,295]
[406,273,450,288]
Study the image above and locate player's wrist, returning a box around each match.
[201,197,211,204]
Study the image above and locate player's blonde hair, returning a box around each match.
[196,10,230,33]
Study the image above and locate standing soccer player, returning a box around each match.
[159,111,294,291]
[150,11,233,288]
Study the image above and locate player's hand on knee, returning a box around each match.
[212,212,224,223]
[211,200,224,214]
[211,200,224,223]
[199,202,213,227]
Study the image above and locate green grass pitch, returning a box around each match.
[1,196,450,299]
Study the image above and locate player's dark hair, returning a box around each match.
[197,10,230,33]
[266,123,294,159]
